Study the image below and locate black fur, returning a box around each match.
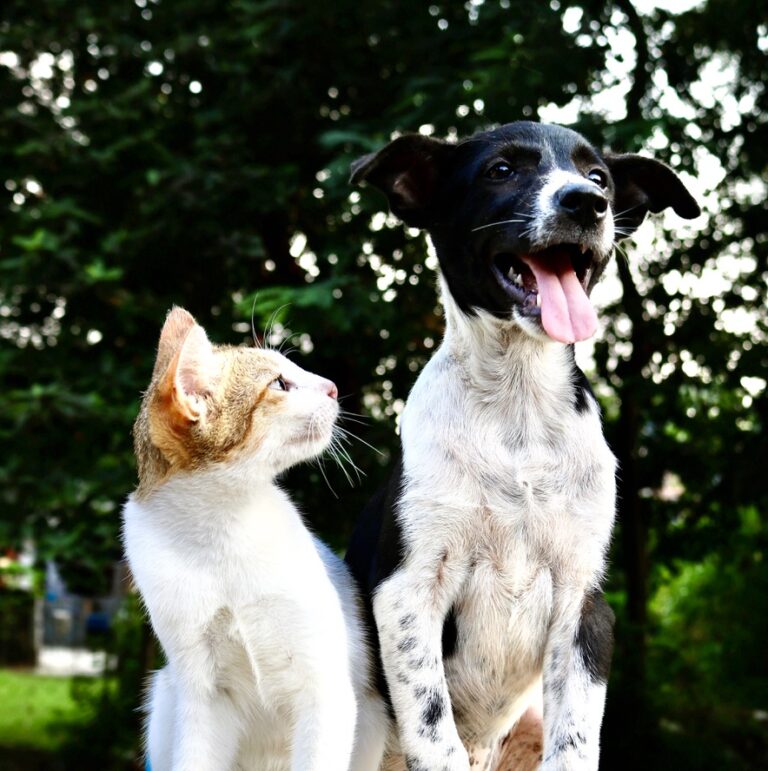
[575,589,615,684]
[345,455,406,709]
[569,345,597,414]
[345,454,406,592]
[441,606,458,659]
[422,691,446,727]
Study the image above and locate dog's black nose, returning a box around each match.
[557,183,608,226]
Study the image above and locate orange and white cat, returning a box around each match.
[122,307,387,771]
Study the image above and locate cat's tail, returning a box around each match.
[145,666,176,771]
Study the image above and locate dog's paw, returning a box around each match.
[403,745,470,771]
[540,756,598,771]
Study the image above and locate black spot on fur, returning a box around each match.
[399,612,416,629]
[422,691,446,727]
[575,589,615,683]
[408,653,429,669]
[405,755,428,771]
[547,673,566,701]
[398,636,418,653]
[545,734,579,762]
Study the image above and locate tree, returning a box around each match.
[0,1,765,767]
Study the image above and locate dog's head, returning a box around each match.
[351,121,700,343]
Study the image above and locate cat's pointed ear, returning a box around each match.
[156,310,218,424]
[153,306,197,379]
[605,154,700,239]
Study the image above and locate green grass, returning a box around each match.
[0,669,100,752]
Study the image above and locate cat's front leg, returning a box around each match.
[169,650,243,771]
[541,588,614,771]
[290,665,358,771]
[374,566,470,771]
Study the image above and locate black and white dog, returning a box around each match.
[345,122,699,771]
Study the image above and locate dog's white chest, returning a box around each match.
[396,344,616,743]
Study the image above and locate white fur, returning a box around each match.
[531,169,616,254]
[375,276,615,770]
[123,356,387,771]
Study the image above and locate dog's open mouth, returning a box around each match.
[492,244,599,343]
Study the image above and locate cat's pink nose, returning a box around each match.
[320,378,338,400]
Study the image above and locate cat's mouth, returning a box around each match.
[290,405,338,451]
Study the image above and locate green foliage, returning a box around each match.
[0,669,102,751]
[0,0,608,566]
[0,1,765,768]
[650,502,768,707]
[0,590,34,665]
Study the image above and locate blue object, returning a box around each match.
[86,611,111,633]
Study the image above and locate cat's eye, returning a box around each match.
[269,376,289,392]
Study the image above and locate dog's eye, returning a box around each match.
[486,161,514,180]
[588,169,608,188]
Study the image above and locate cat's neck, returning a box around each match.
[135,458,291,527]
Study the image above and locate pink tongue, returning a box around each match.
[520,251,598,343]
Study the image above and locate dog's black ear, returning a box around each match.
[605,154,701,239]
[350,135,455,228]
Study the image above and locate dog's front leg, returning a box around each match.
[540,588,614,771]
[374,562,470,771]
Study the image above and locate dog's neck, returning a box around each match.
[438,274,575,413]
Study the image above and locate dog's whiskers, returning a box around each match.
[471,216,533,233]
[613,240,630,263]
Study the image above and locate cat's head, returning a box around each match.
[133,307,338,494]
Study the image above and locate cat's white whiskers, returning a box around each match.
[336,412,370,427]
[312,454,339,498]
[334,424,384,457]
[326,429,363,486]
[250,294,261,348]
[263,303,292,350]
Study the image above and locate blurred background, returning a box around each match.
[0,0,765,769]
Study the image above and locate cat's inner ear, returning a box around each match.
[162,324,218,424]
[154,306,197,379]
